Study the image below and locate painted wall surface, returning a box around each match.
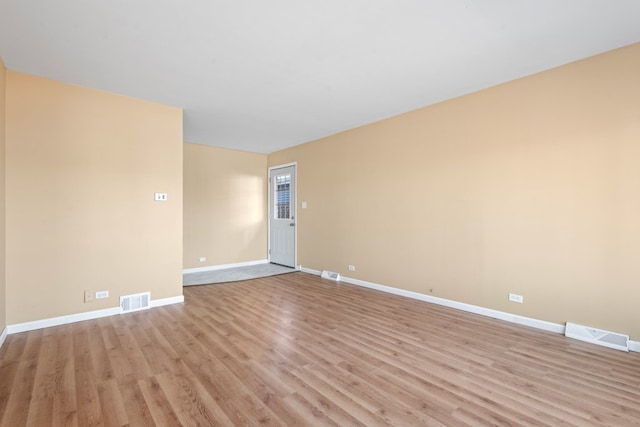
[5,71,183,324]
[269,43,640,340]
[183,142,267,269]
[0,58,6,332]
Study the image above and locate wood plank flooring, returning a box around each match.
[1,272,640,426]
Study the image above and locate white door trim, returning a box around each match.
[268,162,298,268]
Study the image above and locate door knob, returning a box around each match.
[289,223,295,226]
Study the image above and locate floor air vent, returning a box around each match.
[321,270,341,281]
[120,292,151,313]
[565,322,629,352]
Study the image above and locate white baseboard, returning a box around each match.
[6,294,185,335]
[183,259,268,274]
[151,295,185,308]
[0,326,7,348]
[300,266,322,276]
[348,275,565,334]
[304,268,567,333]
[293,268,640,352]
[7,307,122,334]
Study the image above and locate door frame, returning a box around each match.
[268,162,298,268]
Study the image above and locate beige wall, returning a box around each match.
[183,143,267,269]
[0,58,6,332]
[269,42,640,340]
[5,71,183,324]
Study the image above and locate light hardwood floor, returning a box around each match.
[1,272,639,426]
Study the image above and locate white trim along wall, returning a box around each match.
[183,259,269,274]
[2,268,637,354]
[300,267,640,353]
[2,295,184,337]
[0,327,7,348]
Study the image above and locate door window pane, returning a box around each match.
[275,174,291,219]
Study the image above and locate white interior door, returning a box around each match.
[269,165,296,267]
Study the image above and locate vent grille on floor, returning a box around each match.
[321,270,341,281]
[120,292,151,313]
[565,322,629,352]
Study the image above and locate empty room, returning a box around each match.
[1,1,640,425]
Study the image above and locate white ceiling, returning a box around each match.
[1,1,640,154]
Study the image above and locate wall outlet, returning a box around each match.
[199,257,206,263]
[84,290,94,303]
[154,192,168,201]
[96,291,109,299]
[348,265,356,271]
[509,293,524,304]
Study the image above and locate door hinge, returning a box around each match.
[269,249,271,254]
